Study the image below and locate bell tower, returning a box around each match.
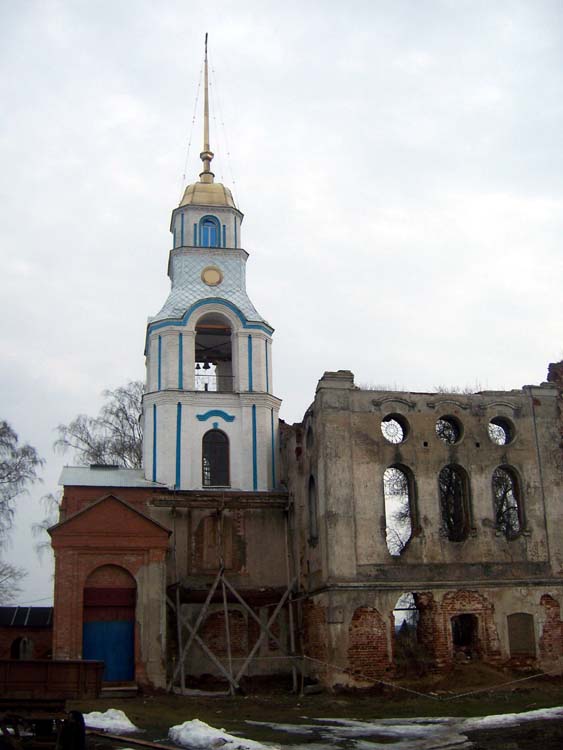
[143,38,281,492]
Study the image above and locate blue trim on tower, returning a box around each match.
[196,409,235,423]
[193,223,197,245]
[265,340,269,393]
[178,333,183,389]
[180,213,185,246]
[158,335,162,390]
[270,408,276,488]
[147,299,274,338]
[234,218,237,248]
[252,404,258,491]
[175,403,182,488]
[152,405,157,482]
[247,335,253,392]
[173,228,177,248]
[222,224,226,248]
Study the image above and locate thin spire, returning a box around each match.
[199,32,214,183]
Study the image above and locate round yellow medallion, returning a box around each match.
[201,266,223,286]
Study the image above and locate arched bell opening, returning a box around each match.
[195,313,233,392]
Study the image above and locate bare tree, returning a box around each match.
[492,467,521,539]
[439,465,469,542]
[0,420,43,602]
[0,421,43,543]
[55,381,143,468]
[0,561,27,603]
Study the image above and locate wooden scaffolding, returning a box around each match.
[155,492,302,694]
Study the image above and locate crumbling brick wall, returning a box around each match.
[539,594,563,661]
[347,606,391,680]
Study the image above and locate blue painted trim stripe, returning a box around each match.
[173,228,177,248]
[147,298,274,338]
[152,405,157,482]
[234,218,237,248]
[193,223,197,246]
[178,333,183,389]
[270,408,275,489]
[252,404,258,491]
[196,409,235,423]
[248,335,253,392]
[175,403,182,488]
[158,335,162,390]
[222,224,226,248]
[265,340,269,393]
[180,212,184,246]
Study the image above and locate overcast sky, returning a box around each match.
[2,0,562,604]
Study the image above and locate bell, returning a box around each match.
[195,363,201,370]
[203,361,211,370]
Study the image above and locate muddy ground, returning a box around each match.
[75,665,563,748]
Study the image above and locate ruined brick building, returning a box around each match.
[48,47,563,689]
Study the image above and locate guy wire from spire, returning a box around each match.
[178,61,203,202]
[209,57,239,207]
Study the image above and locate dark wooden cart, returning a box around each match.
[0,660,104,750]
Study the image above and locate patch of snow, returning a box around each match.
[83,708,138,734]
[169,719,278,750]
[463,705,563,730]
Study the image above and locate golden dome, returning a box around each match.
[179,181,236,209]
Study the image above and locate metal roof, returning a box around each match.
[59,467,164,488]
[0,607,53,627]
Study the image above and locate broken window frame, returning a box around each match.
[435,415,463,445]
[492,465,523,539]
[438,464,472,542]
[381,413,409,445]
[383,464,416,556]
[488,416,514,446]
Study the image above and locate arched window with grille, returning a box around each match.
[202,430,230,487]
[199,216,220,247]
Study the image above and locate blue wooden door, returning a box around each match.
[83,621,134,681]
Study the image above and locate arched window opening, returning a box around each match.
[195,313,233,392]
[308,475,319,544]
[200,216,220,247]
[488,417,514,446]
[306,425,314,451]
[383,466,414,556]
[435,415,462,444]
[492,466,522,539]
[10,636,33,660]
[451,613,480,659]
[439,465,471,542]
[202,430,230,487]
[381,414,409,445]
[507,613,536,658]
[393,593,428,675]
